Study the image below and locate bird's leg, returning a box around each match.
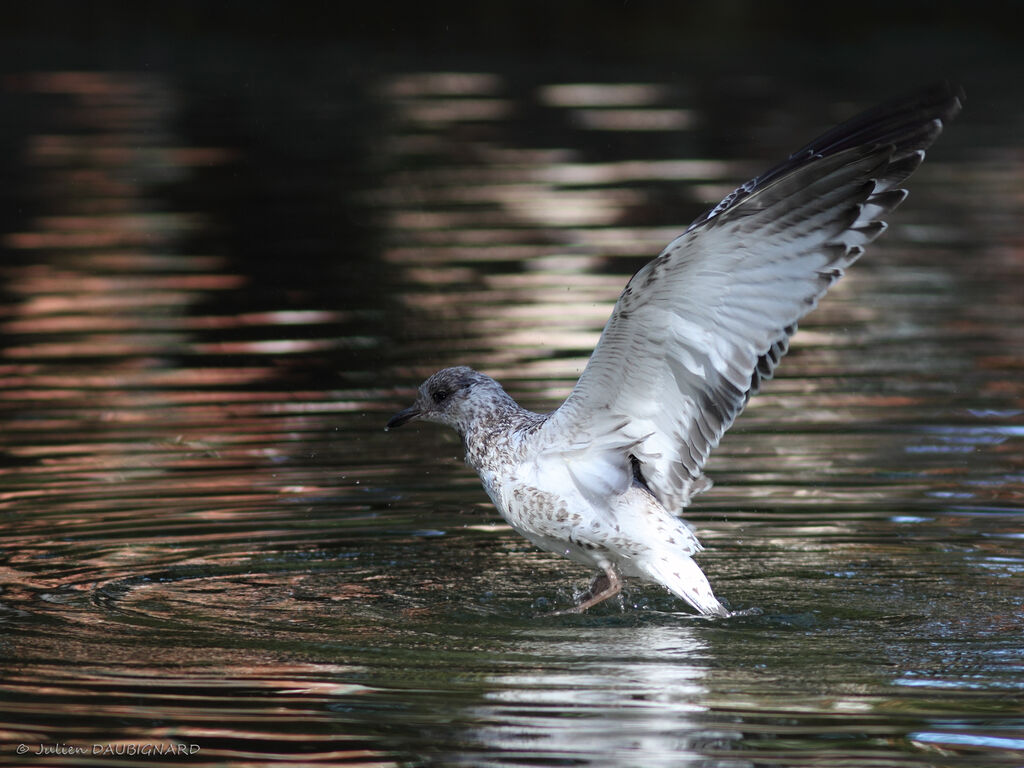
[551,566,622,615]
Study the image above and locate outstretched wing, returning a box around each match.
[540,83,963,514]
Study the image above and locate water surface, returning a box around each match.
[1,34,1022,768]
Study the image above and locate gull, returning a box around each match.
[386,84,963,616]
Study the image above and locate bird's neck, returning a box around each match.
[460,396,546,473]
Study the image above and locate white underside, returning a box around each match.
[479,455,727,616]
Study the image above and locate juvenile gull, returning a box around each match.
[387,84,963,616]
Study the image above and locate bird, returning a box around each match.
[386,83,963,617]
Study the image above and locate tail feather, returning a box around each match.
[644,553,728,617]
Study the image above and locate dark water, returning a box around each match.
[1,21,1023,768]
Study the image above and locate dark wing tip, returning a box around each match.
[688,83,963,233]
[786,82,962,162]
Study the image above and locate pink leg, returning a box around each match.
[551,566,622,615]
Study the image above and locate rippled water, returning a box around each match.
[1,39,1022,768]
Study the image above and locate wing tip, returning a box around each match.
[688,83,962,233]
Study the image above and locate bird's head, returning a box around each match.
[386,366,508,435]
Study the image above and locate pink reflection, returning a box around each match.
[381,71,501,97]
[569,108,694,131]
[0,71,373,587]
[25,134,235,169]
[10,70,158,96]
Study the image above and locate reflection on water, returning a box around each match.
[463,626,715,767]
[0,51,1022,768]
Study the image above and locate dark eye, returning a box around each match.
[432,389,450,405]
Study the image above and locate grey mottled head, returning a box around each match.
[385,366,514,436]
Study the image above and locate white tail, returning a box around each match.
[644,553,729,617]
